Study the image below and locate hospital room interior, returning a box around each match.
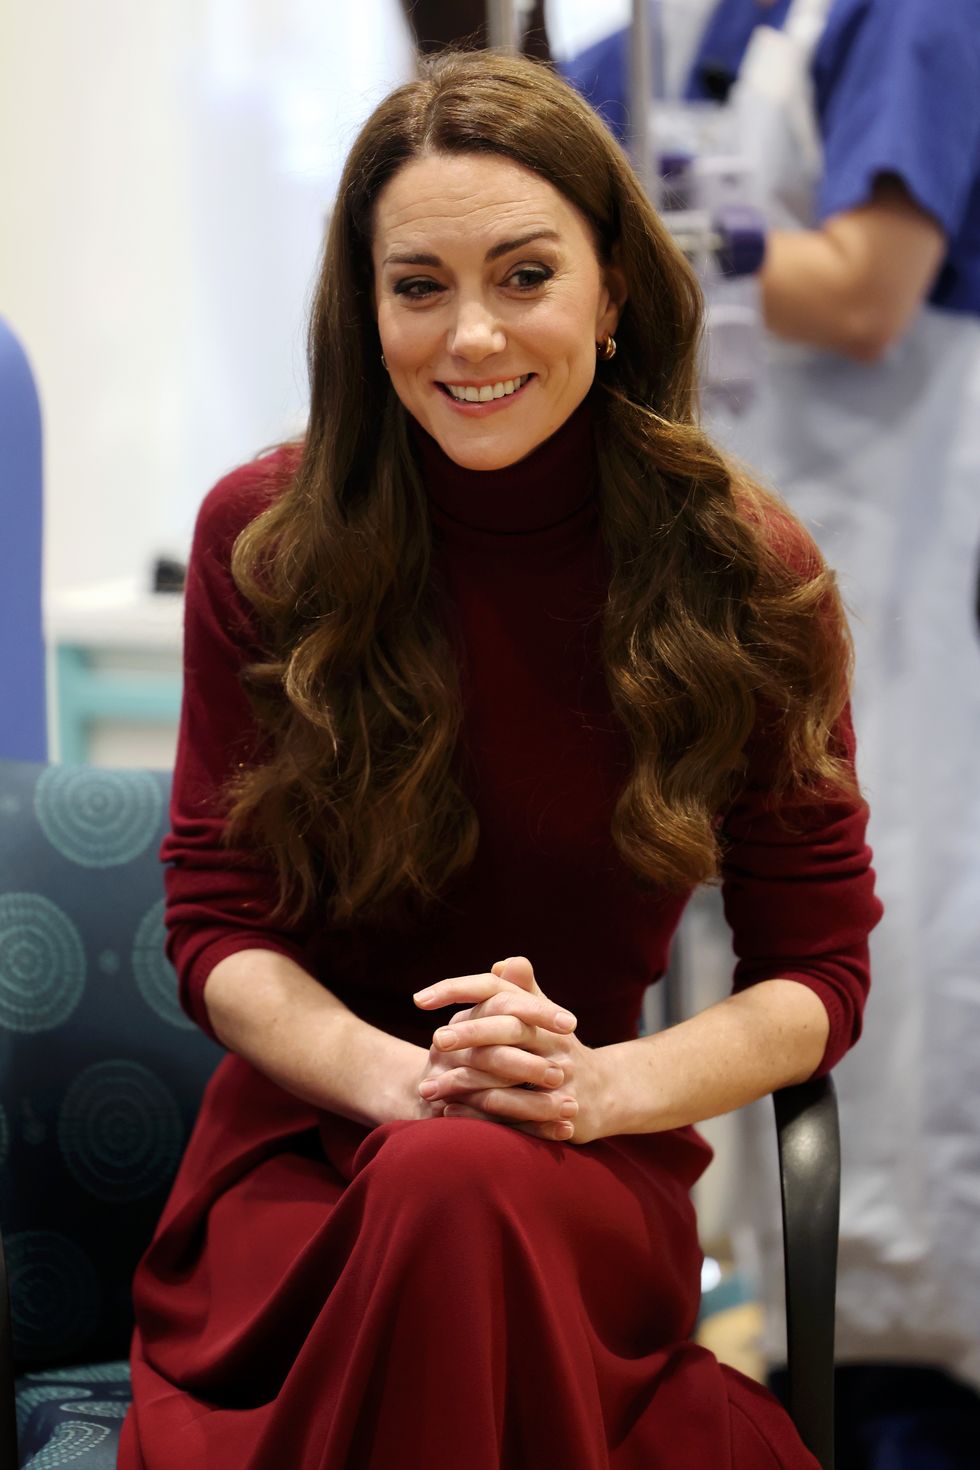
[1,3,978,1468]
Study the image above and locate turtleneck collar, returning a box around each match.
[409,396,597,536]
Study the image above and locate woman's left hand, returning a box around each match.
[413,956,610,1144]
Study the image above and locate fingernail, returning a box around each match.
[557,1121,574,1138]
[559,1099,578,1118]
[414,988,436,1004]
[418,1080,439,1098]
[434,1027,456,1047]
[543,1065,564,1087]
[555,1010,577,1031]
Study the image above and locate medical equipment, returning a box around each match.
[487,0,768,412]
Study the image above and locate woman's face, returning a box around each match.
[371,151,626,471]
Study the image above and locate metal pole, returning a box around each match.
[629,0,658,203]
[487,0,518,52]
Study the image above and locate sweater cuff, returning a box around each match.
[776,972,851,1078]
[180,932,313,1041]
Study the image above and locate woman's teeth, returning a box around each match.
[444,374,531,403]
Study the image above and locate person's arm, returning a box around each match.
[413,964,831,1142]
[164,459,439,1125]
[162,455,316,1036]
[758,0,980,360]
[415,687,881,1142]
[592,978,827,1136]
[167,459,444,1125]
[761,174,946,362]
[204,948,428,1125]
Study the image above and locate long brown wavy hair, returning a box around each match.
[226,49,858,926]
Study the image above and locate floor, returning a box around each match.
[697,1299,766,1382]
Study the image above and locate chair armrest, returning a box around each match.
[773,1075,840,1470]
[0,1228,19,1470]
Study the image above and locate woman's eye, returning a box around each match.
[507,266,552,291]
[393,279,442,300]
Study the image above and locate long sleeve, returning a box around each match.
[162,450,312,1038]
[720,702,882,1076]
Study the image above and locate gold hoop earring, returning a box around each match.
[596,335,617,362]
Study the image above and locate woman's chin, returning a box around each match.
[431,426,539,473]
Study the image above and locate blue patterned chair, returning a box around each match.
[0,761,222,1468]
[0,758,841,1469]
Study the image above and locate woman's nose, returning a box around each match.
[447,301,506,361]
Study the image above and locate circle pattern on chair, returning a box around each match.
[25,1364,130,1384]
[34,766,162,868]
[0,894,85,1033]
[58,1400,128,1420]
[133,899,192,1030]
[58,1060,183,1201]
[16,1385,91,1440]
[22,1420,111,1468]
[6,1231,101,1358]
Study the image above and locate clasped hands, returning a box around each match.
[412,956,606,1144]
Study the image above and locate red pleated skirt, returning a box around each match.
[120,1055,818,1469]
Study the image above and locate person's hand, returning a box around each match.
[413,956,609,1144]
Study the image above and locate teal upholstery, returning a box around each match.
[15,1363,131,1468]
[0,760,223,1467]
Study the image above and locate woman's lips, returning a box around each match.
[436,375,535,415]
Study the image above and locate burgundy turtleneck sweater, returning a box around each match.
[163,398,881,1074]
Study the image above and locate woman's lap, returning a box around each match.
[123,1058,814,1469]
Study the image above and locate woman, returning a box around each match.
[120,49,881,1470]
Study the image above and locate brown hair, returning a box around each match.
[226,48,857,925]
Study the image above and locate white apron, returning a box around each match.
[707,0,980,1389]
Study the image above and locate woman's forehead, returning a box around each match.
[371,153,587,256]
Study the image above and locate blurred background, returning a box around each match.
[4,7,979,1463]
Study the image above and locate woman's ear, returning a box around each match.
[599,257,629,337]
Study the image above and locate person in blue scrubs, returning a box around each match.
[563,0,979,327]
[687,0,980,321]
[563,4,980,1468]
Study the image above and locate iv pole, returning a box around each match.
[630,0,658,204]
[486,0,519,51]
[485,1,659,206]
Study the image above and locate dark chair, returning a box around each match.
[0,759,840,1469]
[774,1075,840,1470]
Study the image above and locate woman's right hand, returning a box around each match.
[416,1005,567,1091]
[409,958,577,1136]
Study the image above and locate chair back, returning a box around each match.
[0,760,222,1371]
[0,322,46,761]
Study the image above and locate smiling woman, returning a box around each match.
[120,47,881,1470]
[371,152,625,467]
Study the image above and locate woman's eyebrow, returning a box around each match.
[485,230,562,262]
[383,230,562,268]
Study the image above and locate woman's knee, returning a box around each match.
[355,1116,559,1219]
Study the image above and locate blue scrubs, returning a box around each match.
[560,0,980,314]
[557,28,634,143]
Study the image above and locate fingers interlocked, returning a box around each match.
[414,966,580,1141]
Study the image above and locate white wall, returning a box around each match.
[1,0,415,599]
[545,0,634,59]
[1,0,721,603]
